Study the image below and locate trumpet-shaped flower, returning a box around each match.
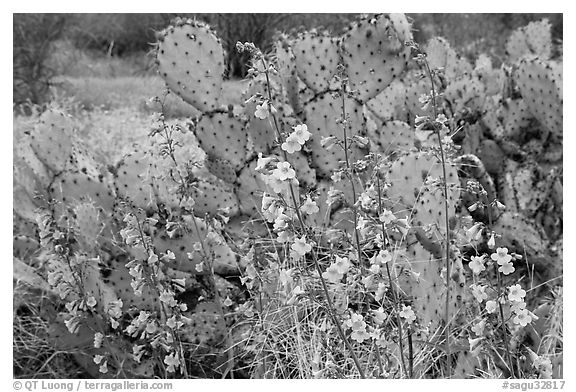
[469,255,486,274]
[508,284,527,302]
[300,196,319,215]
[491,247,512,265]
[272,161,296,181]
[291,236,312,258]
[291,124,311,144]
[281,134,302,154]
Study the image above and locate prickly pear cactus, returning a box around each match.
[304,92,366,178]
[340,13,412,102]
[515,58,562,139]
[156,19,225,112]
[29,109,75,173]
[194,112,248,170]
[506,19,552,62]
[292,30,340,93]
[189,177,239,217]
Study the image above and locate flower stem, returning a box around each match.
[260,58,366,378]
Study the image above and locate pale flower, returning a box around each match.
[513,309,532,327]
[485,300,498,314]
[291,124,311,144]
[333,255,351,274]
[255,153,274,171]
[491,247,512,265]
[498,261,515,275]
[471,319,486,336]
[322,264,343,283]
[164,353,180,373]
[276,230,292,243]
[470,284,488,303]
[469,255,486,274]
[300,196,319,215]
[93,332,103,348]
[281,134,302,154]
[508,284,527,302]
[345,313,366,331]
[291,236,312,258]
[351,329,371,343]
[399,305,416,324]
[373,307,387,325]
[254,101,270,120]
[379,209,396,225]
[272,161,296,181]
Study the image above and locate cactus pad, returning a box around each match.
[29,109,75,173]
[195,112,248,170]
[341,13,412,102]
[292,31,339,93]
[157,19,225,112]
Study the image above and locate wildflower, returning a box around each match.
[132,345,145,363]
[291,124,311,144]
[278,269,293,287]
[333,255,351,274]
[99,361,108,374]
[164,353,181,373]
[159,290,177,307]
[485,300,498,314]
[399,305,416,324]
[223,296,233,307]
[255,153,274,171]
[466,223,484,242]
[93,354,104,364]
[470,284,488,303]
[276,230,292,243]
[345,313,366,331]
[471,319,486,336]
[498,261,515,275]
[331,171,344,183]
[272,161,296,181]
[300,196,319,215]
[147,253,159,265]
[372,249,392,265]
[254,101,271,120]
[291,236,312,258]
[281,134,302,154]
[513,309,532,327]
[322,264,343,283]
[379,209,396,225]
[375,282,388,302]
[435,113,448,124]
[86,296,97,308]
[93,332,104,349]
[491,247,512,265]
[487,233,496,249]
[469,255,486,274]
[510,298,526,313]
[373,307,387,325]
[508,284,527,302]
[263,174,288,193]
[531,354,553,379]
[351,329,371,343]
[273,212,290,231]
[195,262,204,273]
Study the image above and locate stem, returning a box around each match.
[376,176,409,378]
[260,58,365,378]
[340,87,363,266]
[421,54,452,378]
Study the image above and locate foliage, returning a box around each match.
[13,14,562,379]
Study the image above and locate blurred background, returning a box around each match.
[13,13,563,113]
